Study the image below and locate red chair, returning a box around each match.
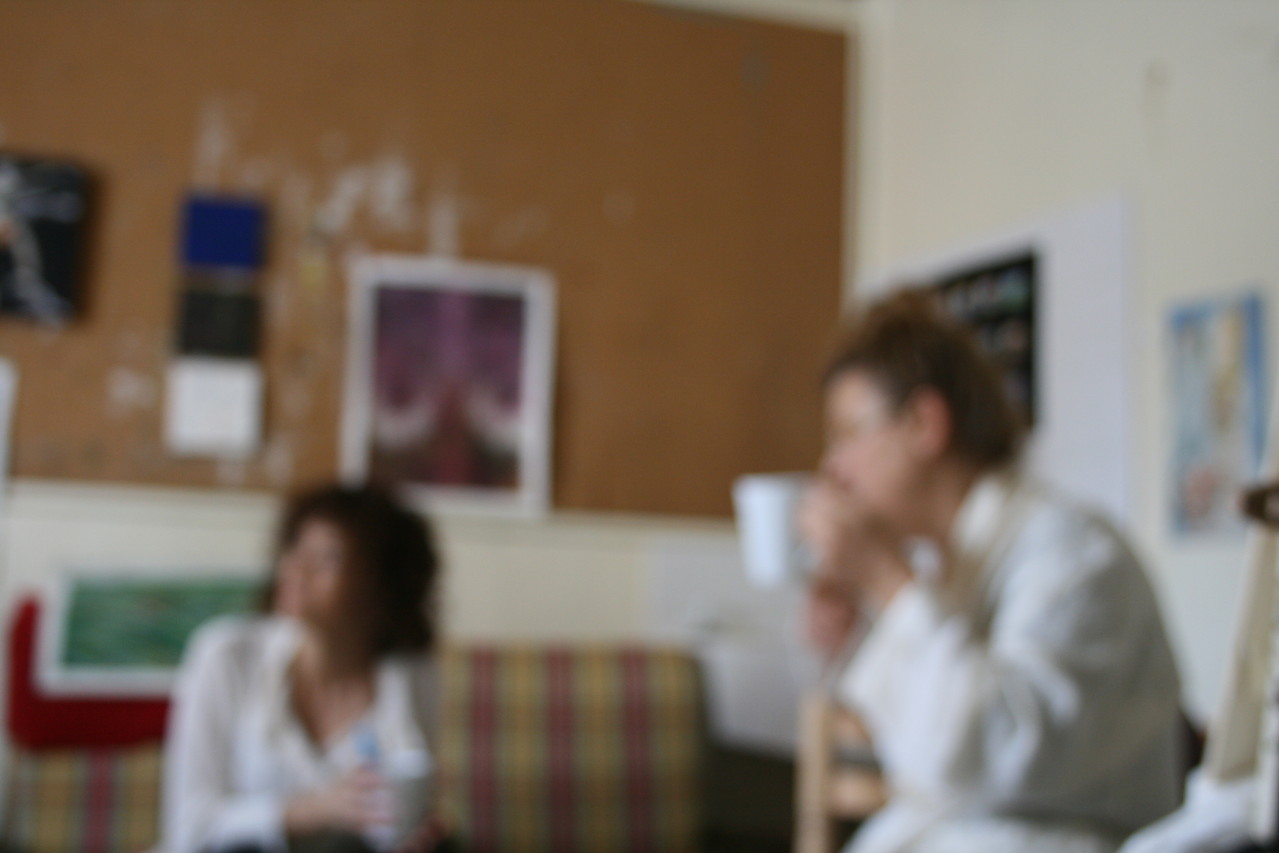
[3,594,171,852]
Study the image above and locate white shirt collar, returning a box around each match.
[934,470,1023,616]
[951,472,1016,561]
[258,616,424,762]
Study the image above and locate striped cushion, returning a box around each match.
[436,647,704,853]
[2,646,704,853]
[4,745,162,853]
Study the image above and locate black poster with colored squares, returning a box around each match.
[0,155,93,324]
[176,196,265,358]
[934,253,1037,426]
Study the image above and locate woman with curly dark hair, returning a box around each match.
[160,483,445,853]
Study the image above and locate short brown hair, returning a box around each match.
[825,289,1023,469]
[266,483,441,656]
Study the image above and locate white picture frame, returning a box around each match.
[342,254,557,517]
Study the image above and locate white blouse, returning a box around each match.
[841,475,1184,853]
[159,616,440,853]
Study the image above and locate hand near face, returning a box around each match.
[797,478,891,577]
[797,478,911,615]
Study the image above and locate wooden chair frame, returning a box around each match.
[795,691,887,853]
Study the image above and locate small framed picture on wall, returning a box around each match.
[0,154,93,324]
[933,252,1038,426]
[342,254,557,516]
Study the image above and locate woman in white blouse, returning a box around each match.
[160,484,444,853]
[800,292,1184,853]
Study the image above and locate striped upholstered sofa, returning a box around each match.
[2,599,706,853]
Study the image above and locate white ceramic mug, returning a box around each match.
[732,472,812,588]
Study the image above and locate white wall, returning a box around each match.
[0,479,738,644]
[848,0,1279,717]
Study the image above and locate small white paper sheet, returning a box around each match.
[164,358,262,457]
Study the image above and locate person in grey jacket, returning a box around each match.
[800,291,1184,853]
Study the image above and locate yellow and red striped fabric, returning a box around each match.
[4,746,161,853]
[437,646,704,853]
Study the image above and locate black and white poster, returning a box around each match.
[0,155,91,323]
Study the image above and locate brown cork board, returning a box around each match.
[0,0,846,517]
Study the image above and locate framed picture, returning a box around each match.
[1168,290,1268,538]
[342,255,557,516]
[0,154,92,324]
[37,570,260,696]
[933,252,1038,426]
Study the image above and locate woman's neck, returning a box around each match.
[289,625,377,750]
[914,458,984,545]
[295,627,376,684]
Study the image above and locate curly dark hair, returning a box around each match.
[264,482,440,656]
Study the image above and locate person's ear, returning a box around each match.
[902,387,952,462]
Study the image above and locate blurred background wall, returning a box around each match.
[0,0,1276,753]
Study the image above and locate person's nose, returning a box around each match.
[279,550,311,585]
[819,446,848,485]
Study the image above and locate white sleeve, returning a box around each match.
[1117,770,1254,853]
[842,520,1179,811]
[161,622,288,853]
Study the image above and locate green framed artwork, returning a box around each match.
[37,570,261,696]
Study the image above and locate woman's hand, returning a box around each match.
[394,815,453,853]
[283,767,391,834]
[797,478,889,577]
[797,478,911,615]
[804,570,859,662]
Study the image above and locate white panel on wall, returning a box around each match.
[862,196,1133,527]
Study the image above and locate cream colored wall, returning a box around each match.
[848,0,1279,716]
[0,479,735,644]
